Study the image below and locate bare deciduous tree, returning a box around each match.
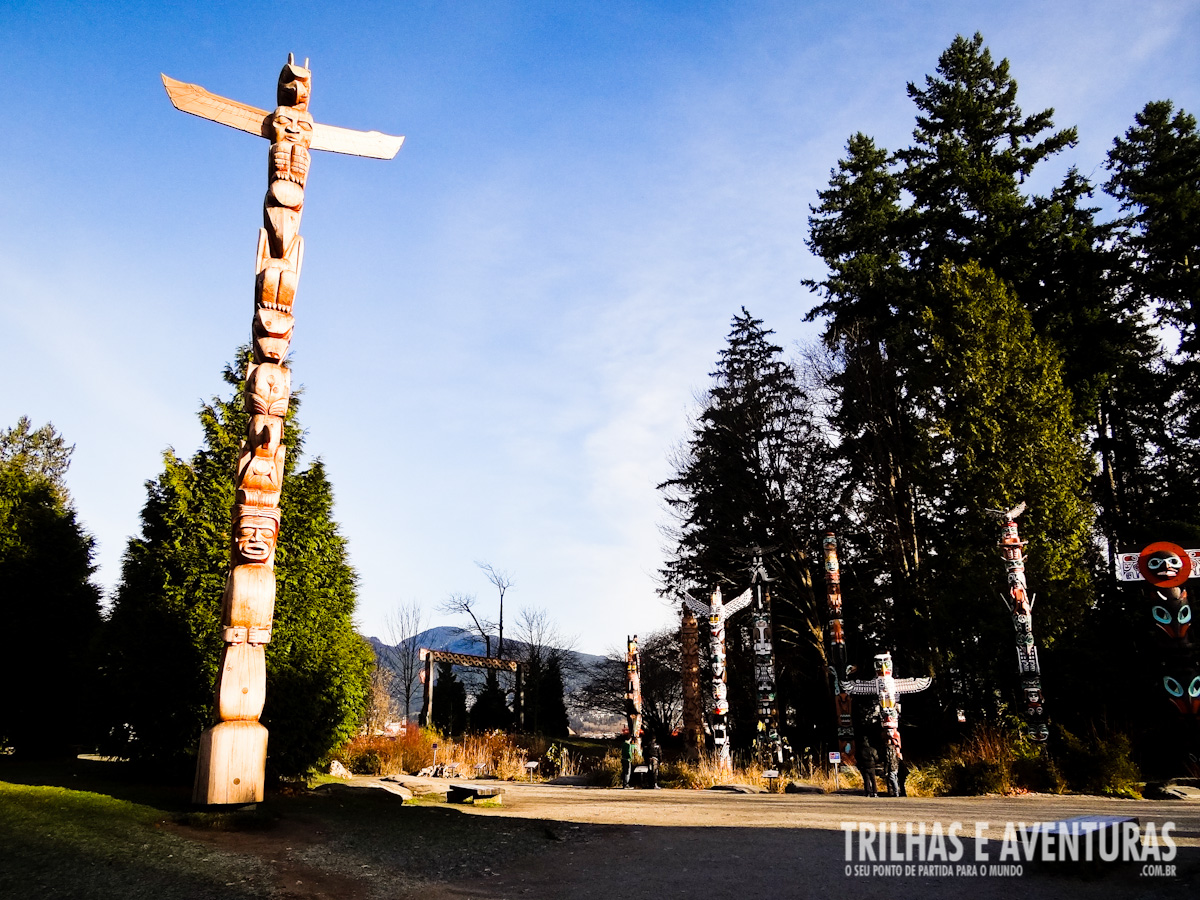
[476,561,513,659]
[383,600,428,721]
[575,626,683,741]
[512,606,576,671]
[363,665,398,733]
[439,591,494,657]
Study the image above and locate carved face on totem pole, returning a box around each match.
[253,306,295,363]
[1152,595,1192,641]
[753,615,771,655]
[712,679,728,714]
[874,652,893,678]
[1023,686,1044,718]
[277,54,312,110]
[1138,543,1192,589]
[1163,671,1200,716]
[269,108,313,189]
[710,637,726,680]
[232,507,280,566]
[1137,542,1193,642]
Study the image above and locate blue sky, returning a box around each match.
[2,1,1198,654]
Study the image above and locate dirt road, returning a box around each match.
[8,757,1197,900]
[351,778,1200,900]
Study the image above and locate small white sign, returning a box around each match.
[828,751,841,764]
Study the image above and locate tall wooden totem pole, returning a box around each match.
[682,586,752,771]
[1118,542,1200,769]
[625,635,643,751]
[163,56,403,805]
[822,533,856,765]
[986,502,1048,743]
[679,607,704,761]
[748,551,780,764]
[845,653,931,796]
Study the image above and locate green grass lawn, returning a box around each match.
[0,778,276,899]
[0,757,572,899]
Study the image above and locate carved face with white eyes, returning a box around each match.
[1163,672,1200,716]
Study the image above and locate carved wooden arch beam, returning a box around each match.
[419,648,520,672]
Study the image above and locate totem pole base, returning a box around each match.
[193,720,268,805]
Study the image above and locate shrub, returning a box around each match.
[1054,726,1141,798]
[336,727,437,776]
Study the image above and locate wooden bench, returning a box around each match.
[447,784,505,805]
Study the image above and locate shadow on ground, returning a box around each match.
[3,758,1198,900]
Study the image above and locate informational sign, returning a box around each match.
[828,751,841,764]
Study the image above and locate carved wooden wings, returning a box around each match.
[161,74,405,159]
[679,587,753,619]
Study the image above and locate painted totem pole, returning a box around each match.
[163,57,402,805]
[1118,543,1200,768]
[986,502,1048,743]
[845,653,931,796]
[822,533,856,765]
[625,634,643,751]
[748,552,781,765]
[680,606,704,761]
[682,586,753,771]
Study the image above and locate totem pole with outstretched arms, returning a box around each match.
[682,585,753,771]
[163,56,402,805]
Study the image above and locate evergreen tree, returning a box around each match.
[659,308,838,748]
[804,34,1104,741]
[0,420,102,757]
[0,417,75,490]
[912,263,1095,717]
[524,655,569,737]
[431,661,468,735]
[1104,100,1200,545]
[467,670,511,732]
[101,351,373,776]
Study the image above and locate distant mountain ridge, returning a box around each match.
[365,625,608,696]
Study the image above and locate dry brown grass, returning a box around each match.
[337,730,572,781]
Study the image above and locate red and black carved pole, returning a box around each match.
[822,533,856,765]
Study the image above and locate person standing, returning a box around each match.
[858,740,878,797]
[647,737,662,789]
[620,736,635,788]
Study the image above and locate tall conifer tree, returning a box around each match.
[660,309,836,747]
[805,34,1101,733]
[0,420,102,757]
[102,351,373,776]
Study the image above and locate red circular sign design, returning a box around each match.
[1137,541,1192,587]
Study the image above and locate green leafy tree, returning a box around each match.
[0,419,102,757]
[101,351,373,777]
